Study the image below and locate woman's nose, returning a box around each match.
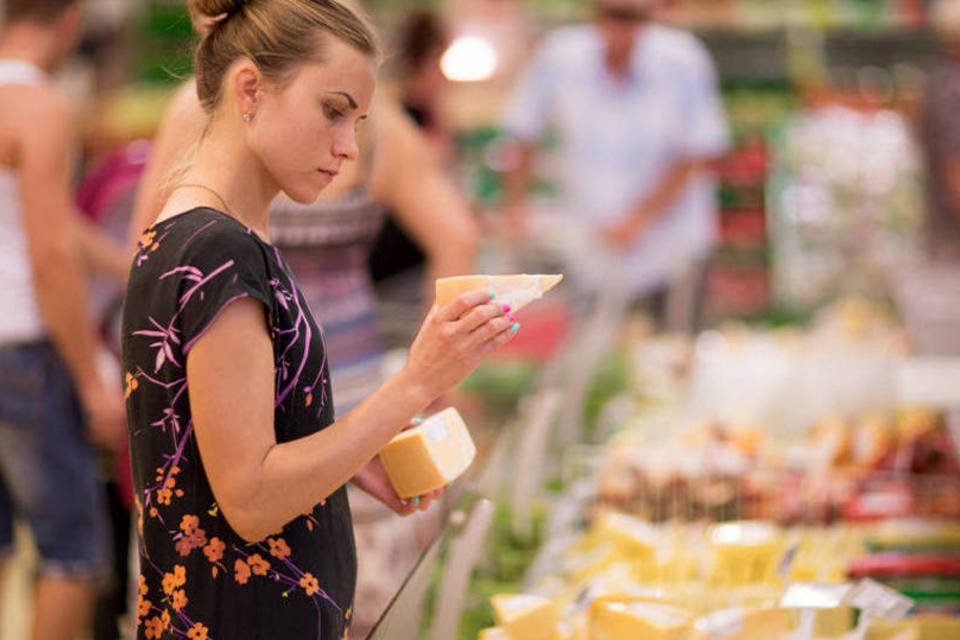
[332,129,359,161]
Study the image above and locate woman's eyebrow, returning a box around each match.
[326,91,358,110]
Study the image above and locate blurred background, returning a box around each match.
[2,1,960,639]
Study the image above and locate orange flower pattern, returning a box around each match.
[124,212,353,639]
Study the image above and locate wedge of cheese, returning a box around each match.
[588,600,693,640]
[435,274,563,311]
[491,594,560,640]
[379,408,476,499]
[592,512,658,559]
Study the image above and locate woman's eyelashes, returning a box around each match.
[322,102,344,122]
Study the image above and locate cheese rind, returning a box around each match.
[379,408,476,499]
[435,274,563,311]
[492,594,560,640]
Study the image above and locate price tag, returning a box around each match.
[845,578,914,619]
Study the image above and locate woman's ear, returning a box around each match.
[232,60,263,121]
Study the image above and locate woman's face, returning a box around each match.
[250,38,376,204]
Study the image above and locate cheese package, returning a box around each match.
[379,407,476,499]
[692,607,792,640]
[435,274,563,312]
[588,600,692,640]
[592,512,658,559]
[491,594,560,640]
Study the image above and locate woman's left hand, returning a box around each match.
[352,456,444,516]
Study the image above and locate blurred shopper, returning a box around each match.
[128,17,479,636]
[922,0,960,263]
[501,0,729,330]
[0,1,127,639]
[368,9,453,294]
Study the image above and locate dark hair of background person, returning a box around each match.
[4,0,78,22]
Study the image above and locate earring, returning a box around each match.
[242,113,253,123]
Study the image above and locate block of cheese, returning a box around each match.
[709,521,784,585]
[692,607,792,640]
[435,274,563,312]
[592,511,658,558]
[588,600,693,640]
[379,407,476,499]
[491,594,560,640]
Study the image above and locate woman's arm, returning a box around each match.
[188,289,514,542]
[370,101,479,305]
[127,81,206,246]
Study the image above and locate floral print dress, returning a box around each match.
[122,208,355,640]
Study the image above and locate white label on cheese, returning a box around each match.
[695,608,744,639]
[780,583,852,610]
[486,275,542,309]
[845,579,914,619]
[422,417,449,442]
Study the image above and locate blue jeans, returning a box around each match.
[0,341,108,577]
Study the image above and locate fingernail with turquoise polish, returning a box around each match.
[488,289,497,300]
[411,417,423,424]
[510,322,521,333]
[411,496,420,506]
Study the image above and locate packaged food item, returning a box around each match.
[378,408,475,499]
[491,594,560,640]
[435,274,563,311]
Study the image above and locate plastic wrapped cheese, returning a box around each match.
[588,600,692,640]
[379,408,476,499]
[435,274,563,312]
[692,607,791,640]
[491,594,560,640]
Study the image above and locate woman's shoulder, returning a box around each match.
[136,207,274,275]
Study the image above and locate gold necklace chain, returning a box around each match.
[173,182,235,217]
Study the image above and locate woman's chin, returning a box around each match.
[281,185,325,206]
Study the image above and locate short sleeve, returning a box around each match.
[676,39,731,159]
[176,227,274,355]
[502,37,559,142]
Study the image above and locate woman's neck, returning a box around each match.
[186,122,277,242]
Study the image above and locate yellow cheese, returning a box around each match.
[379,408,476,499]
[491,594,560,640]
[435,274,563,311]
[866,615,960,640]
[692,607,791,640]
[708,521,784,585]
[592,512,658,559]
[588,600,692,640]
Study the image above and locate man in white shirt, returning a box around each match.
[502,0,729,328]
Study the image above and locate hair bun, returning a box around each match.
[188,0,245,20]
[188,0,244,36]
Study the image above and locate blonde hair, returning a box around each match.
[187,0,381,114]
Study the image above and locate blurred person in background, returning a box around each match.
[922,0,960,264]
[127,10,479,634]
[369,9,454,318]
[501,0,729,331]
[0,1,127,638]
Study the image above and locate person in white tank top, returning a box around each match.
[0,2,128,639]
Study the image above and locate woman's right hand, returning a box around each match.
[401,289,518,402]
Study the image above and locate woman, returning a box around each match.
[121,1,517,638]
